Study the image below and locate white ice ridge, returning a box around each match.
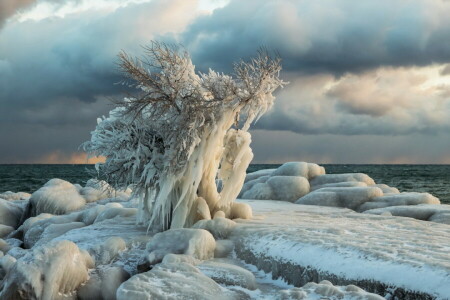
[231,200,450,299]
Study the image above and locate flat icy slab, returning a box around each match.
[232,200,450,299]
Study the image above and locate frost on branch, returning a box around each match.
[83,42,285,231]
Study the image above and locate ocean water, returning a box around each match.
[1,164,449,204]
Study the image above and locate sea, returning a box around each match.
[1,164,449,204]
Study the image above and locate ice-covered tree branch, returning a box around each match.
[83,41,286,231]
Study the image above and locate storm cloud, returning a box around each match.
[1,0,450,163]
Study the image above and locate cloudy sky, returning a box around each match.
[1,0,450,164]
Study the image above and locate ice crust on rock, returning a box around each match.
[28,179,87,216]
[310,173,375,187]
[279,280,384,300]
[0,199,23,228]
[364,204,450,223]
[272,162,325,180]
[0,240,94,300]
[198,260,257,290]
[192,217,236,239]
[296,187,384,210]
[358,192,440,211]
[232,200,450,299]
[240,162,323,202]
[145,228,216,265]
[0,191,31,201]
[117,262,235,300]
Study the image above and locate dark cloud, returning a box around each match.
[180,0,450,75]
[1,0,450,163]
[0,0,36,28]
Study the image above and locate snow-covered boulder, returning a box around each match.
[272,162,325,180]
[358,192,440,211]
[116,262,233,300]
[28,179,87,216]
[0,240,94,300]
[145,228,216,265]
[364,204,450,223]
[198,260,257,290]
[370,184,400,194]
[0,198,24,228]
[280,280,384,300]
[296,186,383,210]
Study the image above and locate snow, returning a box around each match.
[231,199,450,299]
[145,228,216,265]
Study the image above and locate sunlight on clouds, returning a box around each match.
[36,151,106,164]
[16,0,228,22]
[17,0,153,22]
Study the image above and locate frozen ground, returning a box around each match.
[232,199,450,299]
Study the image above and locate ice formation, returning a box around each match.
[83,42,285,230]
[0,240,94,300]
[240,162,324,201]
[144,228,216,265]
[232,199,450,299]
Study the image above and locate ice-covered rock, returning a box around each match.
[358,192,440,211]
[91,236,127,265]
[116,262,234,300]
[364,204,450,223]
[78,265,130,300]
[0,191,31,201]
[145,228,216,265]
[229,202,253,219]
[232,200,450,299]
[242,176,310,202]
[296,186,383,210]
[370,184,400,194]
[0,198,24,228]
[80,179,131,203]
[214,240,235,258]
[193,217,236,239]
[244,169,275,183]
[198,260,257,290]
[272,162,325,180]
[0,225,14,238]
[310,173,375,187]
[280,280,384,300]
[93,206,137,223]
[0,240,94,300]
[28,179,87,216]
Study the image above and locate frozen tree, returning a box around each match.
[83,42,285,231]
